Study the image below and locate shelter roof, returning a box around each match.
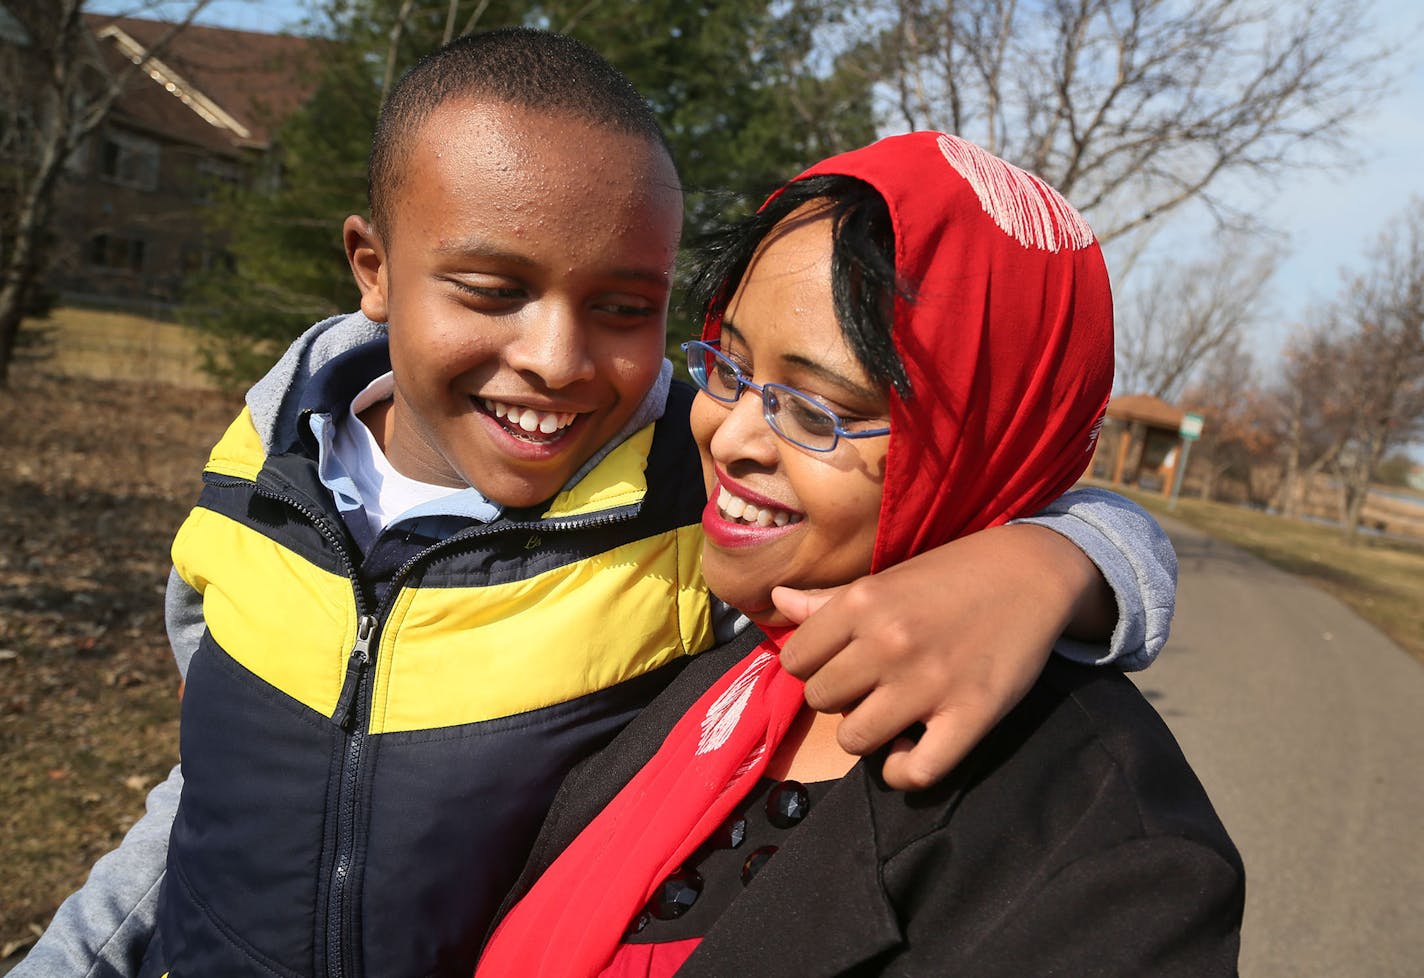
[1106,393,1186,429]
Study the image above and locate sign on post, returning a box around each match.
[1179,412,1204,441]
[1170,412,1204,508]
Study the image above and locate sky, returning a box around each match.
[90,0,1424,381]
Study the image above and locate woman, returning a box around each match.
[475,132,1244,977]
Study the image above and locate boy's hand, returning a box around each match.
[773,523,1113,791]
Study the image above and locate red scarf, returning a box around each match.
[474,132,1113,978]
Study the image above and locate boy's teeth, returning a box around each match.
[716,485,801,527]
[481,399,575,435]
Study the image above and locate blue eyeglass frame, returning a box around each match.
[681,340,891,453]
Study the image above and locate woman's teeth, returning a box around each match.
[482,399,577,435]
[717,485,802,528]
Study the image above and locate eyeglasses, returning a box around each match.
[681,340,890,453]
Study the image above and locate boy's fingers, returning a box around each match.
[829,685,909,757]
[788,630,882,713]
[835,691,1011,790]
[769,584,837,626]
[879,721,976,791]
[777,578,893,678]
[801,660,874,715]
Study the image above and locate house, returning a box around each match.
[22,14,317,311]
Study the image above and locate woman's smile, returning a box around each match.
[713,483,803,528]
[701,473,805,548]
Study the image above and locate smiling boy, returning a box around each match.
[348,96,681,505]
[17,29,1178,978]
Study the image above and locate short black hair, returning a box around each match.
[368,27,675,234]
[686,175,913,398]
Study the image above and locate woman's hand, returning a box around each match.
[773,523,1113,791]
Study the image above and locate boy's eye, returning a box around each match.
[593,295,659,322]
[449,280,526,303]
[595,302,655,319]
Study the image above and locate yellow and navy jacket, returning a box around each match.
[141,340,716,978]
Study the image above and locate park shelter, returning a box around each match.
[1090,394,1187,495]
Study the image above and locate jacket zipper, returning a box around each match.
[248,480,374,978]
[243,473,637,978]
[327,612,376,978]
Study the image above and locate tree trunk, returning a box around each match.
[1341,476,1370,543]
[1340,428,1392,543]
[0,131,65,387]
[1275,420,1301,515]
[0,281,27,386]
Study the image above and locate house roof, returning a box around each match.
[82,14,319,153]
[1106,393,1186,429]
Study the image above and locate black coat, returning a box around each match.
[504,628,1245,977]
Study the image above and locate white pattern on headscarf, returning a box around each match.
[936,133,1095,253]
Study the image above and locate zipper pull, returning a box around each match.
[334,615,378,731]
[350,614,377,665]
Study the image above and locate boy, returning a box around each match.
[18,28,1174,978]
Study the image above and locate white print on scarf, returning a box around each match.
[697,651,777,756]
[936,134,1095,253]
[1088,415,1105,453]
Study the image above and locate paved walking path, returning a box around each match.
[1143,518,1424,978]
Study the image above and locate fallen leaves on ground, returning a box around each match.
[0,370,241,960]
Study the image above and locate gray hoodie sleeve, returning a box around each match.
[1015,486,1178,671]
[8,767,181,978]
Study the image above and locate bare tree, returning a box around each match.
[1115,233,1278,400]
[0,0,212,386]
[1323,201,1424,540]
[1271,324,1349,518]
[857,0,1395,244]
[1271,201,1424,540]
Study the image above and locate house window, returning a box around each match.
[98,130,160,190]
[88,234,147,273]
[195,158,245,200]
[180,245,235,275]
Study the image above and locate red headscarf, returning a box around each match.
[474,131,1113,977]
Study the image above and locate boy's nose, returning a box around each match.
[505,303,597,388]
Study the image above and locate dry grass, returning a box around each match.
[1108,483,1424,665]
[17,307,216,390]
[0,365,240,964]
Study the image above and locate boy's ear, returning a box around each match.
[344,214,389,323]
